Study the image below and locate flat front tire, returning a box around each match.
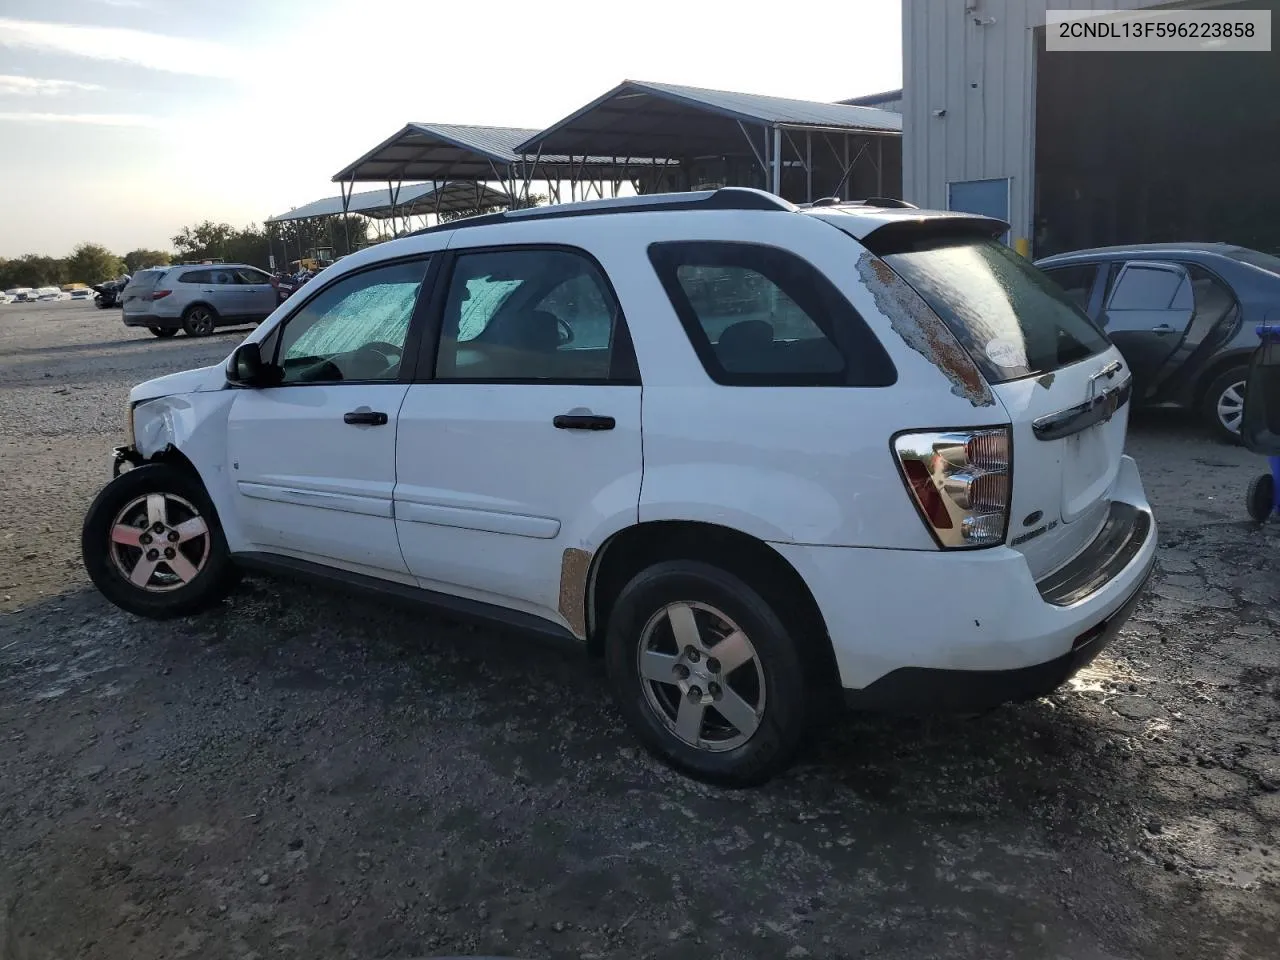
[81,463,238,619]
[605,560,810,787]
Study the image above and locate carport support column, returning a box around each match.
[340,179,353,254]
[771,126,782,196]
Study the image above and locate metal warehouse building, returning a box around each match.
[902,0,1280,257]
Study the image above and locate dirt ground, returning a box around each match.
[1,300,1277,960]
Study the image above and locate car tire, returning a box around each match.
[1201,366,1248,443]
[182,305,217,337]
[149,327,177,338]
[81,463,238,619]
[604,560,811,787]
[1247,472,1275,523]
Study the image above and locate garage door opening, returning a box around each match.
[1032,0,1280,258]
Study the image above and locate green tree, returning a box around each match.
[0,254,66,288]
[123,249,172,274]
[172,221,238,261]
[64,242,125,284]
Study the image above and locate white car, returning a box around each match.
[81,188,1156,785]
[69,288,93,301]
[35,286,66,301]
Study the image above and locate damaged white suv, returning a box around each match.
[82,188,1156,785]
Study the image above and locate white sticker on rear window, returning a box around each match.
[984,338,1024,369]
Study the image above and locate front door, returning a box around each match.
[394,246,642,630]
[1102,260,1195,399]
[226,257,431,577]
[234,266,279,320]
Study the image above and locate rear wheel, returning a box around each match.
[182,305,217,337]
[149,326,177,338]
[1201,366,1248,443]
[1247,472,1275,523]
[604,560,810,787]
[81,463,238,618]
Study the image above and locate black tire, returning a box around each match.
[1201,366,1248,444]
[604,560,810,787]
[182,305,217,337]
[1247,472,1275,523]
[81,463,238,619]
[149,326,177,338]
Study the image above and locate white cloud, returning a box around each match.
[0,18,247,79]
[92,0,150,7]
[0,111,160,126]
[0,74,103,95]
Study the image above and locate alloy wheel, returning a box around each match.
[637,601,766,752]
[1216,380,1246,434]
[108,492,210,592]
[187,309,214,335]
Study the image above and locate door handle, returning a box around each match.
[553,413,615,431]
[344,410,388,426]
[1151,324,1175,334]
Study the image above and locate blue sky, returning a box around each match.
[0,0,902,257]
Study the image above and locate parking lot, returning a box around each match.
[1,299,1277,959]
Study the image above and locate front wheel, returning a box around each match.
[81,463,238,619]
[1201,366,1248,443]
[604,560,810,787]
[149,326,177,338]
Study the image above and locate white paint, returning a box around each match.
[119,194,1156,694]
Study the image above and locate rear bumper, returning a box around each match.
[123,313,179,329]
[841,569,1149,712]
[772,455,1157,710]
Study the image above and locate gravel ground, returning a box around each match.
[1,300,1277,960]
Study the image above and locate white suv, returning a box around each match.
[81,189,1156,785]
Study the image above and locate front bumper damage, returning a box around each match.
[112,445,146,477]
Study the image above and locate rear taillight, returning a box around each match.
[151,290,171,300]
[893,428,1011,548]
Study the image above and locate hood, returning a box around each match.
[130,363,228,404]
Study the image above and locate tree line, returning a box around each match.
[0,215,370,290]
[2,196,546,291]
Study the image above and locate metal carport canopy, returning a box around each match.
[514,79,903,159]
[331,122,667,183]
[268,182,511,222]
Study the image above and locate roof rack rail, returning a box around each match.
[797,196,919,210]
[409,187,795,236]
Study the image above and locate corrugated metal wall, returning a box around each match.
[901,0,1170,248]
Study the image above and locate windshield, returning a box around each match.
[879,237,1111,384]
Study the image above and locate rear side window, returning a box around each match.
[877,236,1110,384]
[1040,264,1098,312]
[647,241,896,386]
[179,270,210,284]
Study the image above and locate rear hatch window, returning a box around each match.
[871,234,1111,383]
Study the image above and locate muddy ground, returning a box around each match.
[0,301,1277,960]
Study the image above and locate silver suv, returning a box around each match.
[122,263,277,338]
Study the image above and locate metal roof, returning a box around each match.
[839,88,903,107]
[516,79,902,158]
[268,181,511,223]
[332,121,674,184]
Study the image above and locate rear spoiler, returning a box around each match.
[860,215,1011,257]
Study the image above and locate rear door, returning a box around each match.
[1101,260,1195,399]
[393,245,642,631]
[122,269,166,320]
[205,268,243,317]
[871,231,1129,579]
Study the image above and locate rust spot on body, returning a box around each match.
[558,548,592,640]
[855,252,995,408]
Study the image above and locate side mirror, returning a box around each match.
[226,342,277,387]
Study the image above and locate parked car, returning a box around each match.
[5,287,35,302]
[69,288,93,301]
[35,286,66,301]
[1036,242,1280,442]
[121,263,278,337]
[81,188,1156,786]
